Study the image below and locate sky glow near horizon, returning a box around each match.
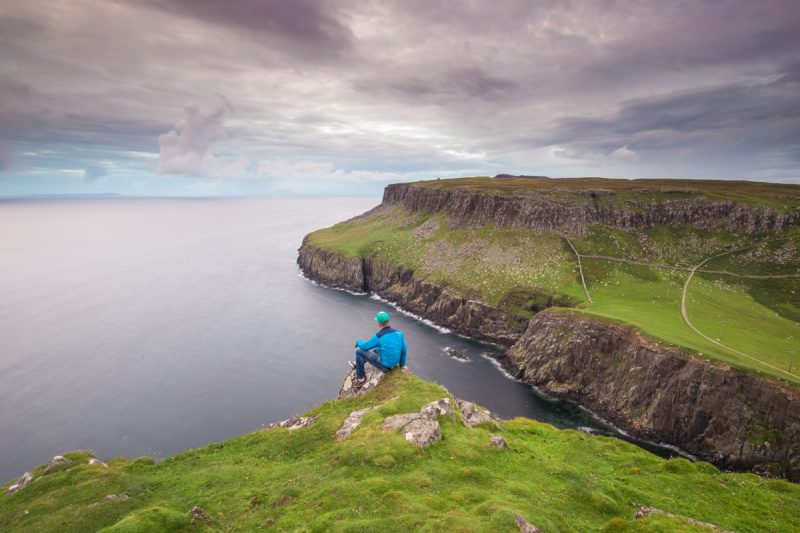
[1,0,799,196]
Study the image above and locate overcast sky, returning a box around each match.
[1,0,799,196]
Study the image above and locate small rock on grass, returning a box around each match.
[188,506,207,518]
[336,405,382,440]
[515,513,540,533]
[266,416,317,430]
[88,458,108,467]
[490,434,508,448]
[6,472,32,496]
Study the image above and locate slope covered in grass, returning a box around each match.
[2,371,798,532]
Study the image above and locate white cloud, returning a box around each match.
[611,145,638,160]
[157,102,232,177]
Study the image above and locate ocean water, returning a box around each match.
[0,197,672,482]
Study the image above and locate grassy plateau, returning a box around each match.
[2,371,799,532]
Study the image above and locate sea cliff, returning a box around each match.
[298,178,800,480]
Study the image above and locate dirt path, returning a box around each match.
[681,249,799,380]
[563,237,593,303]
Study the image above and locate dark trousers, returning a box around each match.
[355,348,390,378]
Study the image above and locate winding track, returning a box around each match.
[567,235,799,380]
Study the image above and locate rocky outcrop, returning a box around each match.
[338,364,385,399]
[507,311,800,481]
[382,183,797,236]
[266,416,317,430]
[6,472,32,496]
[298,243,522,346]
[336,405,383,440]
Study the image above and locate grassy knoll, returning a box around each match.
[308,203,800,384]
[2,371,798,532]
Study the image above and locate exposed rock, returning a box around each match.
[383,182,797,236]
[299,244,522,347]
[634,506,731,532]
[338,364,384,399]
[336,405,382,440]
[6,472,32,496]
[444,347,470,362]
[403,418,441,447]
[490,434,508,448]
[515,513,540,533]
[382,413,424,431]
[88,458,108,468]
[266,416,317,430]
[420,398,453,419]
[456,399,501,429]
[43,455,70,475]
[508,310,800,481]
[188,506,207,518]
[381,412,441,448]
[104,494,129,501]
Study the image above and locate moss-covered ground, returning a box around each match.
[308,201,800,384]
[2,372,798,532]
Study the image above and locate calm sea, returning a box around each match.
[0,197,672,482]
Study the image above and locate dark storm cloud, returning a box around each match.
[0,0,799,190]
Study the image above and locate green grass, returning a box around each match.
[2,372,798,532]
[308,204,800,384]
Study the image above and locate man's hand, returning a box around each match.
[402,366,410,374]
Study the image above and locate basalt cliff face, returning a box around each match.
[298,238,522,346]
[383,183,797,236]
[298,183,800,480]
[508,311,800,480]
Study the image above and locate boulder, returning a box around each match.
[88,458,108,468]
[420,398,453,419]
[490,434,508,448]
[6,472,32,496]
[338,364,384,399]
[382,413,424,431]
[456,399,501,428]
[403,418,441,448]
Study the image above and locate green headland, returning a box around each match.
[307,177,800,384]
[2,372,798,532]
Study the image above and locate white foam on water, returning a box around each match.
[297,270,368,296]
[368,293,452,334]
[443,346,471,363]
[479,352,521,382]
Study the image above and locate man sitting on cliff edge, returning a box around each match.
[351,311,409,386]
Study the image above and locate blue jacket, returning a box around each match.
[356,326,407,369]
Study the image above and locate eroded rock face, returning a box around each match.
[299,245,521,347]
[383,183,797,236]
[508,311,800,481]
[338,364,384,399]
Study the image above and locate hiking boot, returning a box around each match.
[352,376,366,388]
